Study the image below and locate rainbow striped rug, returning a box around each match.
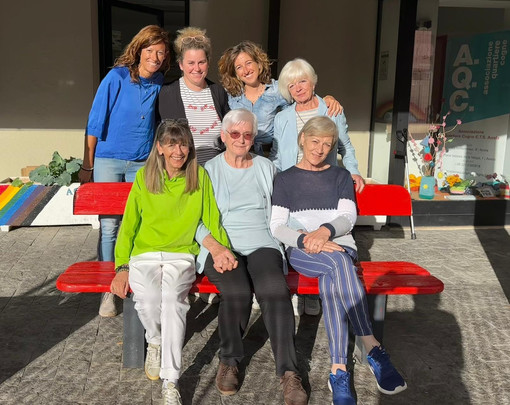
[0,183,99,231]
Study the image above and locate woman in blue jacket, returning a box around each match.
[80,25,170,317]
[273,58,365,193]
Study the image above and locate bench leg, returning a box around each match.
[354,294,387,365]
[123,295,145,368]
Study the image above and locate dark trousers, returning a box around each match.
[204,247,298,377]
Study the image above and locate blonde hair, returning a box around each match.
[218,41,272,97]
[144,119,198,194]
[298,116,338,150]
[114,25,170,83]
[278,58,318,103]
[174,26,212,63]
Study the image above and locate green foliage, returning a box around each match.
[29,152,83,186]
[11,178,33,187]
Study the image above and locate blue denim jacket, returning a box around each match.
[228,79,289,155]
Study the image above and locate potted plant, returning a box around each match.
[29,152,82,186]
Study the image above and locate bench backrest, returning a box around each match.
[74,182,412,217]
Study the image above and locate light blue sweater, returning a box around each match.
[195,153,287,274]
[272,95,360,174]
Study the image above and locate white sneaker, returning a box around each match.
[293,295,304,316]
[145,343,161,381]
[98,292,117,317]
[200,293,220,304]
[304,296,321,316]
[252,296,260,310]
[162,382,182,405]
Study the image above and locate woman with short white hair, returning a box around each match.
[274,58,365,192]
[196,109,307,405]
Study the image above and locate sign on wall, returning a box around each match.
[441,31,510,178]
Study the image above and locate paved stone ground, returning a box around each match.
[0,225,509,404]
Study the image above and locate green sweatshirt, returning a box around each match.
[115,166,230,267]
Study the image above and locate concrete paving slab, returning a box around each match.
[0,225,509,404]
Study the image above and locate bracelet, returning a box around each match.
[81,166,94,171]
[115,264,129,273]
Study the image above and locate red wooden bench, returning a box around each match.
[56,182,443,367]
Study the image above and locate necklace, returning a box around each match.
[245,83,265,104]
[296,109,307,126]
[138,80,154,120]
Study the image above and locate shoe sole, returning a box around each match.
[327,379,335,405]
[217,387,238,396]
[98,312,117,317]
[368,365,408,395]
[145,369,160,381]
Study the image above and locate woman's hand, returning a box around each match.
[319,241,345,253]
[211,247,238,273]
[324,95,343,117]
[303,226,331,254]
[352,174,365,193]
[110,271,130,299]
[78,168,94,184]
[202,234,238,273]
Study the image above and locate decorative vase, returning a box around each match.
[419,176,436,199]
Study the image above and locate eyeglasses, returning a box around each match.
[182,35,207,45]
[226,129,254,141]
[161,118,188,125]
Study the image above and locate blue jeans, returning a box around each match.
[93,157,145,262]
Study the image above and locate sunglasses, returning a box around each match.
[226,130,254,141]
[182,35,207,45]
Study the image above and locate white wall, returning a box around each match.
[0,0,98,179]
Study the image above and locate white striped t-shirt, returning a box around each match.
[179,78,222,165]
[295,107,319,163]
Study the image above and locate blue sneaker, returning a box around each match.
[367,346,407,395]
[328,369,356,405]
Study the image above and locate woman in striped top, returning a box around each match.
[157,27,230,165]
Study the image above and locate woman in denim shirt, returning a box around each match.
[218,41,341,156]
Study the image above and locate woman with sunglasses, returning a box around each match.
[195,109,308,405]
[80,25,170,318]
[157,27,230,165]
[110,119,236,405]
[218,40,342,156]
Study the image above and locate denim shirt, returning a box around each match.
[227,79,289,154]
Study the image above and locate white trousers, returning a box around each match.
[129,252,196,382]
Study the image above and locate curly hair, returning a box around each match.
[114,25,170,83]
[173,26,212,63]
[218,41,272,97]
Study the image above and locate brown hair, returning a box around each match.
[218,41,272,97]
[144,119,199,194]
[114,25,170,83]
[173,26,212,63]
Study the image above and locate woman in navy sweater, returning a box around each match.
[270,116,407,405]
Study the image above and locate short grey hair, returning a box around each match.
[278,58,318,103]
[298,116,338,150]
[221,109,258,136]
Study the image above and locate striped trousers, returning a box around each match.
[288,246,373,364]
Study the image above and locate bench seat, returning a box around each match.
[56,182,444,368]
[56,260,444,296]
